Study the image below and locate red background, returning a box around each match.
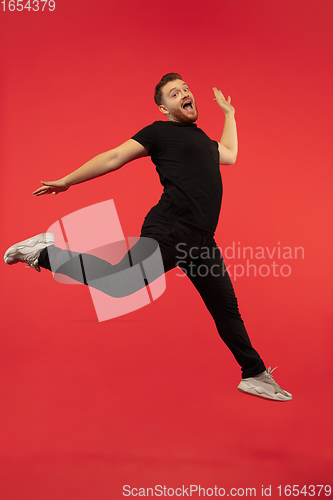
[1,0,332,498]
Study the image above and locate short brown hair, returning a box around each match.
[154,73,182,106]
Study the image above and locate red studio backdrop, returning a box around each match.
[0,0,332,498]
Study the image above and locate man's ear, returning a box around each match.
[158,104,169,116]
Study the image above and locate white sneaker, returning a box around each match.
[237,367,292,401]
[4,233,54,272]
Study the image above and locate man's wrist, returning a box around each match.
[62,176,71,188]
[224,110,236,118]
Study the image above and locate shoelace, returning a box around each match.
[265,366,278,380]
[24,254,40,272]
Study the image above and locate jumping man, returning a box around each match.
[4,73,292,401]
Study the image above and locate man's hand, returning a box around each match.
[213,87,235,115]
[213,88,238,164]
[33,179,69,197]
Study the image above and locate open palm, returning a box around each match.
[213,87,235,115]
[33,180,69,197]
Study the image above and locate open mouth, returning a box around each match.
[182,99,195,113]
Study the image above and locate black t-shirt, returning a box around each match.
[131,120,222,232]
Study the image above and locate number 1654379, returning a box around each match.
[1,0,55,11]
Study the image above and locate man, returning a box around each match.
[4,73,292,401]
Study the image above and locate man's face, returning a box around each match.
[159,79,198,123]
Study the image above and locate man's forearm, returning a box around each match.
[219,112,238,159]
[33,139,147,197]
[62,150,117,187]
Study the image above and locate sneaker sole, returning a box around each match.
[237,382,293,401]
[4,233,54,264]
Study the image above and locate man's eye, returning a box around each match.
[172,93,178,97]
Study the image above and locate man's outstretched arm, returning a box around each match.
[213,87,238,165]
[33,139,148,196]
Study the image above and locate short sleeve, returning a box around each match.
[131,122,158,156]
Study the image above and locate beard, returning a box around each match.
[172,103,199,123]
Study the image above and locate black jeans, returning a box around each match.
[38,211,266,378]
